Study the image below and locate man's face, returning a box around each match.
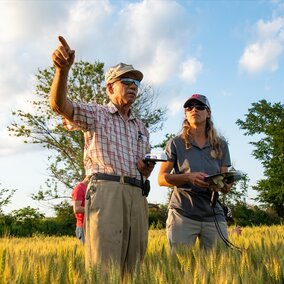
[109,77,140,107]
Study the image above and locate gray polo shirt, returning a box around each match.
[166,134,231,222]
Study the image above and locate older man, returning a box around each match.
[50,36,154,276]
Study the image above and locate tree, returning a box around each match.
[8,61,166,203]
[10,206,45,236]
[148,204,168,229]
[53,200,75,235]
[0,183,17,214]
[11,206,45,223]
[232,203,281,227]
[236,99,284,217]
[153,133,176,149]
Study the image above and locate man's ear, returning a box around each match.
[107,83,114,94]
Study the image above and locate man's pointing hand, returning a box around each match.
[52,36,75,71]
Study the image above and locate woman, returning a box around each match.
[158,94,233,250]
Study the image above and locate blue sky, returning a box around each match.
[0,0,283,215]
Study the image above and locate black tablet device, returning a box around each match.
[205,171,242,186]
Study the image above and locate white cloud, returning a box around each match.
[255,17,284,39]
[65,1,113,47]
[0,1,72,102]
[179,58,203,84]
[111,0,193,84]
[239,40,282,73]
[0,87,41,156]
[1,1,57,38]
[167,98,183,116]
[144,42,180,85]
[0,133,32,157]
[0,0,77,155]
[239,17,284,74]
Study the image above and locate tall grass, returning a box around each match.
[0,226,283,283]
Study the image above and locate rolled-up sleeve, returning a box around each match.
[165,138,177,163]
[220,139,231,167]
[63,101,99,131]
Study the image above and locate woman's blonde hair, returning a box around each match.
[181,117,223,159]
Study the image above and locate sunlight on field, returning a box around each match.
[0,226,283,283]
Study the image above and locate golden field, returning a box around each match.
[0,226,283,284]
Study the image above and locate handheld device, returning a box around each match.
[143,153,168,163]
[205,171,242,188]
[141,153,167,197]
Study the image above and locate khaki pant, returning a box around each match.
[166,209,228,250]
[84,180,148,276]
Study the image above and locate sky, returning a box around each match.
[0,0,283,216]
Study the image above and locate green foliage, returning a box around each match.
[232,203,281,227]
[0,204,76,237]
[236,99,284,217]
[0,183,17,214]
[8,60,166,203]
[148,204,168,229]
[133,85,166,133]
[153,133,175,149]
[53,201,75,235]
[7,206,45,236]
[11,206,45,222]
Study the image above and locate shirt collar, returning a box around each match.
[107,101,137,120]
[191,139,210,149]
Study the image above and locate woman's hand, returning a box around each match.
[220,182,233,194]
[187,172,210,188]
[213,166,233,193]
[211,181,233,193]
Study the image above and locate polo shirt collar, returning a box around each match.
[191,139,210,149]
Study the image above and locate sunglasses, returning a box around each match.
[120,78,141,88]
[186,104,207,111]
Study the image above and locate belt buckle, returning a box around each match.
[120,176,125,184]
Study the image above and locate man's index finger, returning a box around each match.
[58,36,70,50]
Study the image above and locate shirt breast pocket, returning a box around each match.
[136,130,148,158]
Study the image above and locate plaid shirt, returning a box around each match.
[63,101,151,179]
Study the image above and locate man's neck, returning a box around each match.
[115,104,131,120]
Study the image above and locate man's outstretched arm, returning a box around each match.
[50,36,75,120]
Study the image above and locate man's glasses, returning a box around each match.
[186,104,207,111]
[120,78,141,88]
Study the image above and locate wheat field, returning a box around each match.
[0,226,283,284]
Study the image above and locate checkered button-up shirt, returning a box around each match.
[63,101,151,179]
